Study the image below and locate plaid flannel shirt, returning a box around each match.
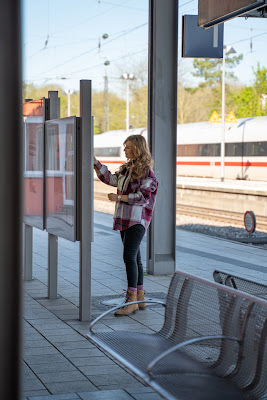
[94,161,158,231]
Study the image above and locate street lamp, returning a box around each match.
[221,45,236,182]
[104,60,110,132]
[65,89,74,117]
[120,73,136,134]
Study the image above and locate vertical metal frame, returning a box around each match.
[0,1,22,398]
[147,0,178,275]
[47,91,60,299]
[79,80,93,321]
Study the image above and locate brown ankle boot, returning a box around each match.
[137,289,146,310]
[114,289,138,317]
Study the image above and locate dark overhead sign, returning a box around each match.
[182,15,224,58]
[198,0,267,28]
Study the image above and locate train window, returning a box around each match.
[200,144,208,156]
[258,142,267,155]
[243,141,267,156]
[177,143,220,157]
[94,147,121,157]
[177,141,267,157]
[225,143,243,157]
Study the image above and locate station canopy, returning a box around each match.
[198,0,267,28]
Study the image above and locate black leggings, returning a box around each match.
[120,224,145,288]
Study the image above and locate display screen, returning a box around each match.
[23,99,46,229]
[45,117,78,241]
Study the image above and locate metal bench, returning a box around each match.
[213,270,267,300]
[87,271,267,400]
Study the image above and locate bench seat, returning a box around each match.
[87,271,267,400]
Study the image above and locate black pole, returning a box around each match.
[0,1,22,398]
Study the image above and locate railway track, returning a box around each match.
[177,204,267,231]
[94,192,267,232]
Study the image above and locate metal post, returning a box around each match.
[24,224,33,280]
[147,0,178,275]
[47,91,60,298]
[221,46,226,182]
[0,1,22,398]
[68,91,71,116]
[104,74,109,131]
[126,79,129,135]
[79,80,93,321]
[48,235,58,299]
[23,99,34,282]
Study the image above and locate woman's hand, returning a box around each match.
[108,193,117,202]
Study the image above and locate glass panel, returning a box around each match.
[45,117,77,242]
[177,143,221,157]
[94,147,121,157]
[178,141,267,158]
[23,99,45,229]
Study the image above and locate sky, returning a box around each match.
[22,0,267,97]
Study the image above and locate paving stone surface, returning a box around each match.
[22,211,267,399]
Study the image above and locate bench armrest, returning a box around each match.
[89,300,166,333]
[146,335,241,375]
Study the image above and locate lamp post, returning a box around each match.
[120,73,136,134]
[104,60,110,132]
[221,45,236,182]
[65,89,74,117]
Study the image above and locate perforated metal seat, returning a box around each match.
[87,271,267,400]
[213,270,267,300]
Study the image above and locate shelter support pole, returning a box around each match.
[24,225,33,280]
[23,98,34,281]
[0,1,22,398]
[147,0,178,275]
[79,80,93,321]
[47,91,60,299]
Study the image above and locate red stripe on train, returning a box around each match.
[176,161,210,166]
[100,160,267,167]
[214,161,267,167]
[99,160,123,163]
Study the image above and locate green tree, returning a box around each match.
[22,83,80,117]
[226,64,267,117]
[228,86,263,117]
[253,63,267,95]
[192,53,243,87]
[178,84,217,123]
[131,85,148,128]
[92,91,126,134]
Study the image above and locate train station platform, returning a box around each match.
[177,176,267,195]
[176,176,267,219]
[22,211,267,399]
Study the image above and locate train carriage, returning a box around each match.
[94,116,267,181]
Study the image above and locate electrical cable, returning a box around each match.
[30,22,148,79]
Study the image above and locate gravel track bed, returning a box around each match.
[177,214,267,250]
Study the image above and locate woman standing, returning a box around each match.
[94,134,158,316]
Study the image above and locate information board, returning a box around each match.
[45,117,79,241]
[23,99,47,230]
[182,15,224,58]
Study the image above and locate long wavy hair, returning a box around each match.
[119,134,154,180]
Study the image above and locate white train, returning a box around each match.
[94,116,267,181]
